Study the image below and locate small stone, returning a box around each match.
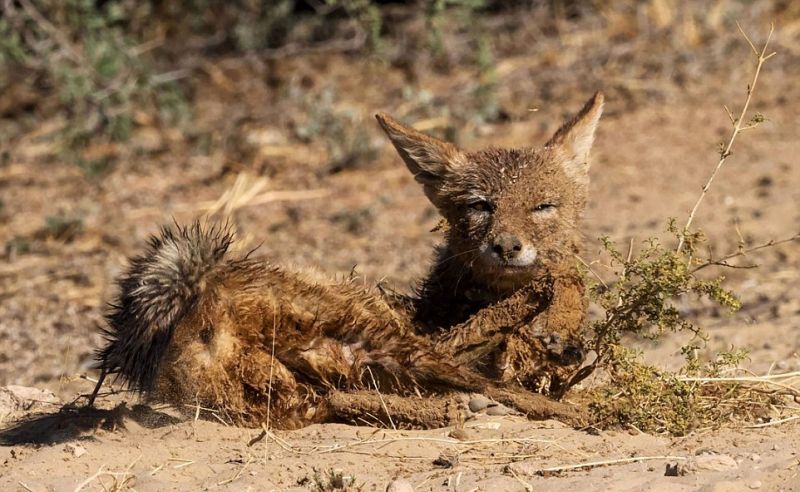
[65,443,87,458]
[244,127,288,147]
[749,480,762,489]
[689,453,738,472]
[432,454,458,468]
[0,386,60,418]
[485,404,516,416]
[385,478,414,492]
[468,395,493,412]
[749,453,761,462]
[448,428,472,441]
[6,386,60,405]
[665,462,689,476]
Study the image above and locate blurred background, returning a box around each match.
[0,1,798,393]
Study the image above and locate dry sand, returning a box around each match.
[1,9,799,490]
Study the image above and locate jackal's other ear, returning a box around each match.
[546,91,603,184]
[376,112,464,203]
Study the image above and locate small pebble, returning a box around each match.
[665,462,689,476]
[689,453,738,472]
[432,454,458,468]
[749,480,762,489]
[385,478,414,492]
[64,443,87,458]
[468,395,493,412]
[448,428,472,441]
[485,404,515,416]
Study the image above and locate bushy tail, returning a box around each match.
[96,222,233,392]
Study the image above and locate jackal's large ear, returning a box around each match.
[546,92,603,185]
[376,112,465,204]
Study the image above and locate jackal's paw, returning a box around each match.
[496,366,555,396]
[530,374,553,395]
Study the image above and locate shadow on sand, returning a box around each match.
[0,403,182,446]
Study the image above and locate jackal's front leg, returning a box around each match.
[433,273,587,394]
[432,284,547,366]
[498,274,587,394]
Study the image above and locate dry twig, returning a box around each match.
[365,366,397,430]
[676,24,776,254]
[691,233,800,273]
[535,455,688,475]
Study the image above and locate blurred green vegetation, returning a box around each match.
[0,0,501,159]
[1,0,796,171]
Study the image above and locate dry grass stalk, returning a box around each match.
[506,466,534,491]
[534,455,688,476]
[365,366,397,431]
[73,454,140,492]
[744,415,800,429]
[676,23,776,254]
[168,458,194,469]
[677,371,800,399]
[263,310,278,454]
[199,172,328,217]
[17,482,35,492]
[217,456,254,486]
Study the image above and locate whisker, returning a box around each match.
[453,252,480,295]
[436,247,482,266]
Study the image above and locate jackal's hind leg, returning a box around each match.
[234,348,316,428]
[483,387,587,427]
[323,390,465,429]
[323,388,585,429]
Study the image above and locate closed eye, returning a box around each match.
[467,200,493,213]
[533,203,557,212]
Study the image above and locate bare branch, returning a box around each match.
[692,233,800,273]
[676,25,775,254]
[736,21,760,57]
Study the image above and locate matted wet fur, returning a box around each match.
[378,92,603,394]
[94,93,603,428]
[97,223,586,428]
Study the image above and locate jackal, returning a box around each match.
[379,92,603,395]
[93,93,602,428]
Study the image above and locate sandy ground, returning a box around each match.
[1,7,800,490]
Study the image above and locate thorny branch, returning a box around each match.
[676,23,776,254]
[691,233,800,273]
[562,27,784,399]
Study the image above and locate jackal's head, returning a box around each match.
[377,92,603,291]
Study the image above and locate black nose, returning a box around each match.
[492,233,522,259]
[561,344,585,365]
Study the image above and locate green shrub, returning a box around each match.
[0,0,188,159]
